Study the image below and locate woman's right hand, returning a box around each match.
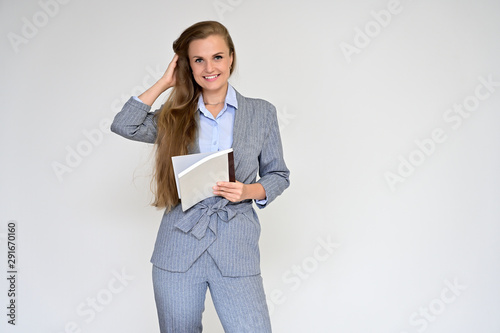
[158,53,179,90]
[138,54,179,106]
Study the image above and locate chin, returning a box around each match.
[198,78,228,92]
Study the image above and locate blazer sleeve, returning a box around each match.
[255,103,290,209]
[110,97,160,144]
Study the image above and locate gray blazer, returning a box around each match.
[111,90,290,277]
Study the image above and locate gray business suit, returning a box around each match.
[111,89,290,332]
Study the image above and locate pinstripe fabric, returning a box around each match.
[111,89,290,277]
[111,89,288,332]
[152,251,272,333]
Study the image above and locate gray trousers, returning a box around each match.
[152,251,272,332]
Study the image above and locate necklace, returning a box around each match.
[204,101,224,106]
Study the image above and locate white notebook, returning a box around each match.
[172,148,235,211]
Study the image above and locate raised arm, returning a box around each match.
[110,54,179,143]
[138,54,178,106]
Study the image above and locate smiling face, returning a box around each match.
[188,34,234,97]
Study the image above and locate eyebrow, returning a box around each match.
[192,52,225,59]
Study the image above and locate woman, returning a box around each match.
[111,21,289,332]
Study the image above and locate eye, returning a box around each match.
[214,55,223,60]
[194,58,203,63]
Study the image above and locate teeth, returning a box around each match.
[204,74,218,79]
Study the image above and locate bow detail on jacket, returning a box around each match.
[175,198,253,240]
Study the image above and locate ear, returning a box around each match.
[229,52,234,68]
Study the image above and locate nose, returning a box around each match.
[205,60,214,73]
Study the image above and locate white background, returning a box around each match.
[1,0,500,332]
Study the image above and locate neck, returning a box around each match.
[202,83,228,105]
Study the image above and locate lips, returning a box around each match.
[203,74,220,81]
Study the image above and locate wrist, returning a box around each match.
[245,183,266,201]
[156,78,173,91]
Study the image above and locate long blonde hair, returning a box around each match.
[152,21,237,210]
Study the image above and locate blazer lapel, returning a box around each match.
[232,90,247,170]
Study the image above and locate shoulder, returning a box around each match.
[235,89,276,115]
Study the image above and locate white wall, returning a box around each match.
[1,0,500,332]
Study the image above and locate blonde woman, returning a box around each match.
[111,21,289,332]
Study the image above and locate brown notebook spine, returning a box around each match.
[228,151,235,182]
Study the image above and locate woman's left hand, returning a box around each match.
[213,181,248,202]
[213,181,266,202]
